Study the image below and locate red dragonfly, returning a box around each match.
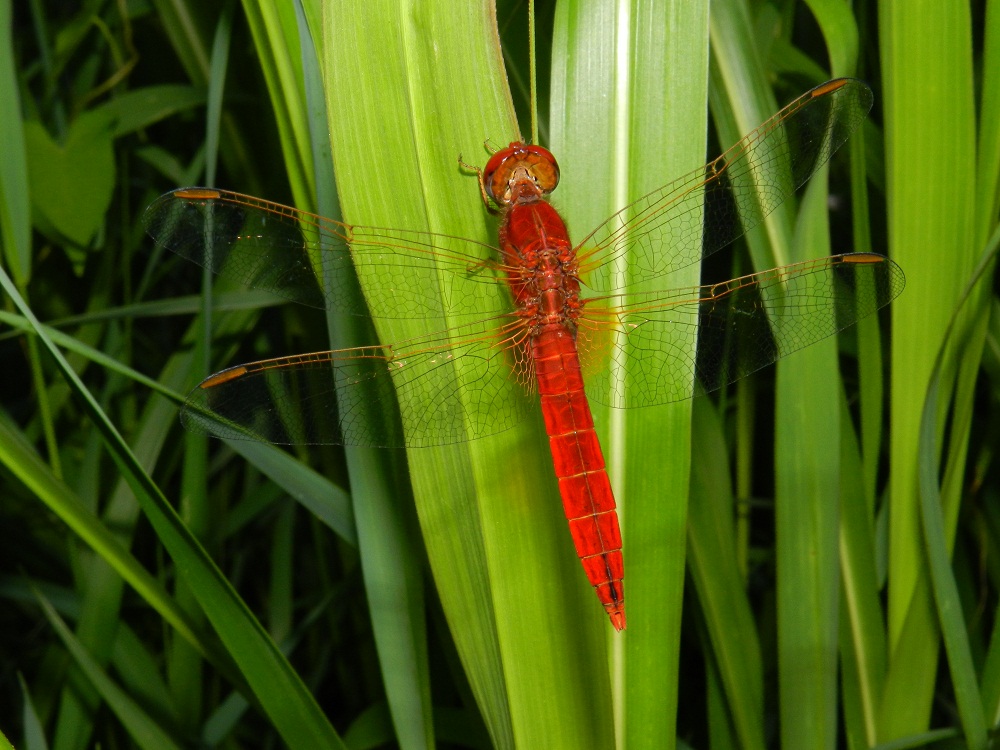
[144,78,904,631]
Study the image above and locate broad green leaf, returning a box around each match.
[552,1,709,746]
[25,111,116,249]
[0,0,30,286]
[880,0,978,738]
[323,3,614,747]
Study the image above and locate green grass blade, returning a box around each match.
[981,588,1000,723]
[34,590,186,750]
[879,0,978,738]
[710,2,869,746]
[975,0,1000,232]
[0,0,30,287]
[203,1,232,187]
[709,1,786,272]
[838,390,887,748]
[801,0,859,77]
[915,230,1000,748]
[774,178,841,750]
[918,372,988,747]
[17,674,45,750]
[240,4,439,745]
[241,0,315,204]
[323,4,620,747]
[552,1,709,746]
[689,399,766,749]
[0,264,346,746]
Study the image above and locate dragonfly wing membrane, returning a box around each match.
[580,254,905,409]
[143,189,510,320]
[578,292,702,409]
[181,347,405,446]
[577,78,875,290]
[389,317,537,445]
[181,316,537,447]
[694,254,904,395]
[347,225,511,320]
[143,189,331,309]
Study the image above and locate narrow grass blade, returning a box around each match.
[35,590,186,750]
[838,391,887,748]
[689,398,766,749]
[774,177,841,750]
[916,230,1000,749]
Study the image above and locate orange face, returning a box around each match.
[482,142,561,207]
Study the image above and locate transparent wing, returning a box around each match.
[180,314,537,447]
[578,254,905,408]
[142,188,508,319]
[577,78,874,290]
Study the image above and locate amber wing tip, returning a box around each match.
[609,612,626,631]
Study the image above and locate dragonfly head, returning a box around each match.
[483,142,560,208]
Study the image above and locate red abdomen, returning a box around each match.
[532,326,626,631]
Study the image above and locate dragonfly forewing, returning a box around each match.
[142,189,511,321]
[577,78,875,291]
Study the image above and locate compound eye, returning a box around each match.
[523,145,559,193]
[482,145,519,205]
